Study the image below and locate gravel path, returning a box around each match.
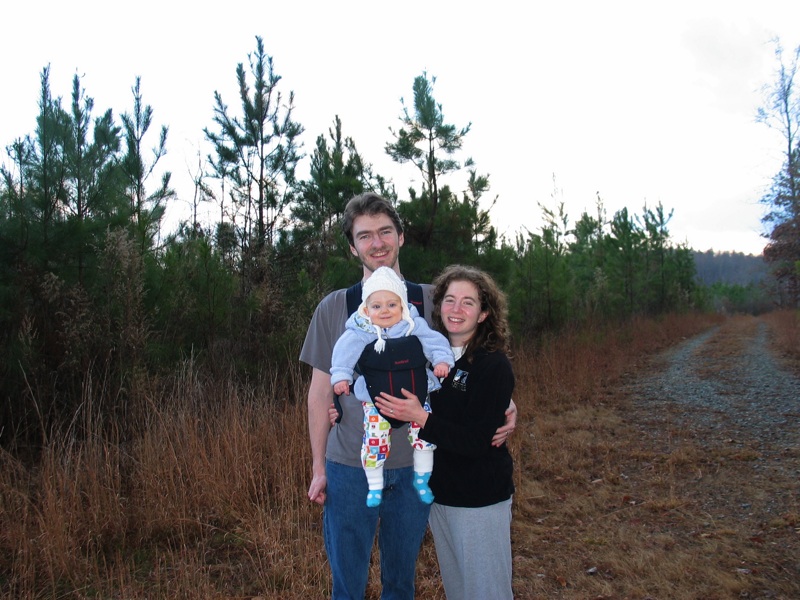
[617,318,800,597]
[625,320,800,463]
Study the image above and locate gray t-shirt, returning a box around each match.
[300,283,434,468]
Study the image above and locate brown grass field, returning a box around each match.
[1,310,798,599]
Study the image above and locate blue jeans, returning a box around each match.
[324,460,431,599]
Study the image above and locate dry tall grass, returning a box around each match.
[1,364,326,599]
[762,308,800,366]
[3,310,798,599]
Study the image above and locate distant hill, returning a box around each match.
[693,250,768,286]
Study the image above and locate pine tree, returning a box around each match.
[386,72,470,247]
[121,76,174,256]
[26,66,69,261]
[205,36,303,256]
[62,74,123,284]
[568,194,608,319]
[288,116,371,287]
[639,202,673,313]
[606,207,646,316]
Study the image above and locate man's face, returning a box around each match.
[349,213,404,275]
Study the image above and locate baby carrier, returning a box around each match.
[336,280,428,428]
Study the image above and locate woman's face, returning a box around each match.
[440,280,487,347]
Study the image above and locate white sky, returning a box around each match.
[2,1,799,256]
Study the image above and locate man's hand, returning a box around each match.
[492,399,517,447]
[308,473,327,506]
[328,403,339,427]
[307,368,334,505]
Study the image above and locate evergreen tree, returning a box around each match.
[289,116,370,287]
[150,225,235,370]
[197,38,306,362]
[1,137,32,291]
[121,76,174,256]
[386,72,470,247]
[534,202,573,328]
[666,243,697,312]
[62,74,124,285]
[205,36,303,257]
[606,207,646,316]
[568,195,608,319]
[396,185,471,282]
[510,202,573,333]
[25,66,69,264]
[639,202,673,313]
[461,166,499,256]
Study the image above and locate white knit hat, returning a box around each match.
[359,267,416,352]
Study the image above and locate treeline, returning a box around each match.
[0,37,701,449]
[693,250,772,315]
[693,250,767,286]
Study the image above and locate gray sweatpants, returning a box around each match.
[429,498,513,599]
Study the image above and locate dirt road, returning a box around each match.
[626,317,800,462]
[619,315,800,598]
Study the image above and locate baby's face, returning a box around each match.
[365,290,403,328]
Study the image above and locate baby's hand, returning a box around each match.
[433,363,450,378]
[333,381,350,396]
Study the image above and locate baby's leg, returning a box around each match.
[408,401,435,504]
[362,401,391,507]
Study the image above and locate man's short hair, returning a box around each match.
[341,193,403,245]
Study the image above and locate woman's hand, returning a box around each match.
[375,389,429,426]
[492,399,517,447]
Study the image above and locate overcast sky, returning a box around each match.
[2,1,799,256]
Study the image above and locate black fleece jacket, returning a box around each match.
[420,347,515,508]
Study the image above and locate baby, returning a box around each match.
[330,267,454,506]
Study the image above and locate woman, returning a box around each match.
[375,264,516,600]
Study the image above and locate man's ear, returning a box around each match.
[398,232,404,247]
[349,244,358,257]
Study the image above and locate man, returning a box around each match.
[300,192,515,599]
